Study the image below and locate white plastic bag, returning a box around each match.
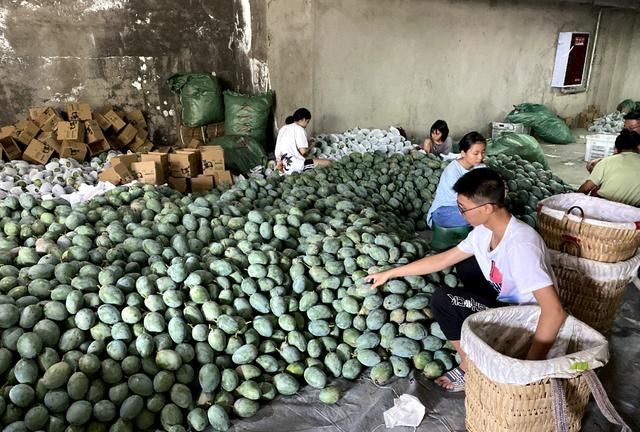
[383,394,425,428]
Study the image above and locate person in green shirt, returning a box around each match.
[579,129,640,206]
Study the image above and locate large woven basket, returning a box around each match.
[466,361,590,432]
[460,306,630,432]
[550,250,640,333]
[537,193,640,263]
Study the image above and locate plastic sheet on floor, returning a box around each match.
[229,285,640,432]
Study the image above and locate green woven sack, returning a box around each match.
[167,73,224,127]
[505,103,574,144]
[209,135,267,175]
[223,91,273,146]
[487,132,549,169]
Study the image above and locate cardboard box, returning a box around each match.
[85,120,106,144]
[213,170,233,186]
[168,151,199,178]
[201,145,225,174]
[38,113,61,132]
[187,139,203,149]
[167,176,189,193]
[104,110,126,132]
[57,121,85,142]
[66,102,92,121]
[14,120,41,146]
[136,128,149,141]
[23,139,55,164]
[100,104,114,115]
[177,149,202,176]
[60,141,87,162]
[130,161,160,185]
[87,140,111,157]
[190,175,214,192]
[155,146,174,153]
[178,124,204,145]
[93,112,112,132]
[0,126,22,160]
[111,153,139,170]
[125,110,147,130]
[206,122,225,139]
[116,124,138,147]
[36,130,56,140]
[128,135,144,152]
[141,152,169,184]
[35,108,63,131]
[138,140,154,154]
[99,163,134,185]
[29,107,47,122]
[40,136,61,154]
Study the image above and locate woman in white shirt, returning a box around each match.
[275,108,330,175]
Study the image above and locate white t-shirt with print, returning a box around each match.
[275,123,308,174]
[457,216,556,304]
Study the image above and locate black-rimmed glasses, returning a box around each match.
[457,202,496,214]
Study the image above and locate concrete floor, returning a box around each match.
[541,128,592,189]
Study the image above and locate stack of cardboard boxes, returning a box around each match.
[0,102,153,165]
[99,145,232,193]
[178,122,225,147]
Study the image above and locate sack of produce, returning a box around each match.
[505,103,575,144]
[462,305,630,432]
[167,73,224,127]
[486,132,549,169]
[223,91,273,146]
[616,98,637,114]
[209,135,267,174]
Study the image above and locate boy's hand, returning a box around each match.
[365,271,393,289]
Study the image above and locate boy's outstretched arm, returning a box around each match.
[526,286,568,360]
[365,247,472,289]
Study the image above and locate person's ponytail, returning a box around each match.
[285,116,294,125]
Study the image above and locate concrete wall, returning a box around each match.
[0,0,268,144]
[267,0,640,140]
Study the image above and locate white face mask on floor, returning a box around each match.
[383,394,426,428]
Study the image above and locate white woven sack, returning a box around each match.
[549,249,640,283]
[461,305,608,385]
[538,193,640,230]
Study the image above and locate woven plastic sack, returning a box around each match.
[461,305,608,385]
[209,135,267,175]
[167,74,224,127]
[616,99,637,114]
[505,103,575,144]
[223,91,273,146]
[487,132,549,169]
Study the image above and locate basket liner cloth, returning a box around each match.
[537,193,640,229]
[461,305,608,385]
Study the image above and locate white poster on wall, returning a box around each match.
[552,32,590,88]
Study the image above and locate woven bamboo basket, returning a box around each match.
[466,361,591,432]
[549,250,640,333]
[537,194,640,263]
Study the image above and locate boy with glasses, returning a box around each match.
[366,168,566,392]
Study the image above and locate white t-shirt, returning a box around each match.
[457,216,556,304]
[275,123,308,174]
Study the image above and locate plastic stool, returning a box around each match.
[431,222,472,251]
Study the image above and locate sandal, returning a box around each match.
[436,367,466,393]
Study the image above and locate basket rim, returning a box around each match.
[538,193,640,229]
